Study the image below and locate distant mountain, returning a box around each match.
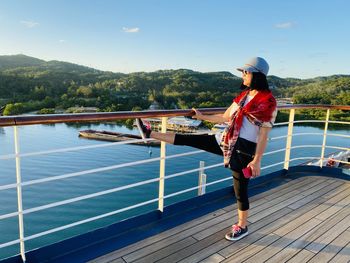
[0,54,349,106]
[1,54,348,85]
[0,55,126,91]
[0,54,44,70]
[0,54,120,75]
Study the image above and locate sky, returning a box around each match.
[0,0,349,78]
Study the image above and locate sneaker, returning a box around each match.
[225,224,248,241]
[135,118,152,141]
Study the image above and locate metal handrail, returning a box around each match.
[1,104,349,127]
[0,138,157,160]
[271,133,350,140]
[0,149,204,191]
[0,163,223,221]
[274,120,350,127]
[1,131,349,161]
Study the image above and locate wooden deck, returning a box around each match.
[89,174,350,263]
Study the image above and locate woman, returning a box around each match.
[136,57,277,241]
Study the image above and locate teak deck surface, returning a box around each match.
[90,174,350,263]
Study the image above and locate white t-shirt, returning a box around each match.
[214,95,277,144]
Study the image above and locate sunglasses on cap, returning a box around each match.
[245,64,263,74]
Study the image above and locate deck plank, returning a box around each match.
[88,209,228,263]
[220,233,280,263]
[305,213,350,254]
[286,250,316,263]
[249,180,340,223]
[315,184,350,221]
[287,180,344,209]
[130,236,197,263]
[272,184,348,237]
[237,218,322,263]
[158,228,232,263]
[247,178,325,215]
[109,259,125,263]
[261,176,315,200]
[307,230,350,263]
[199,253,225,263]
[328,235,350,263]
[263,205,350,262]
[109,209,236,263]
[121,213,234,262]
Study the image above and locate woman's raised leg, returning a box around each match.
[150,131,175,144]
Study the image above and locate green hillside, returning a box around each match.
[0,54,44,70]
[0,55,349,120]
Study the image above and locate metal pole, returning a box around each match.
[14,126,26,262]
[198,161,206,196]
[320,109,330,168]
[284,109,295,170]
[158,117,167,212]
[200,174,207,196]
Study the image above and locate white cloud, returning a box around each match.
[20,20,40,28]
[122,27,140,33]
[274,22,295,29]
[59,39,66,43]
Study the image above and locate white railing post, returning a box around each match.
[14,126,26,262]
[320,109,330,168]
[198,161,206,196]
[158,117,167,212]
[284,109,295,170]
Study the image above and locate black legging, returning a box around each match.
[232,171,250,210]
[174,134,254,211]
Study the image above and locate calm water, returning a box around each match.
[0,122,349,259]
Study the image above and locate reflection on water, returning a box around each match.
[63,120,134,129]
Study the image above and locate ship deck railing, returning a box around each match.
[0,105,349,263]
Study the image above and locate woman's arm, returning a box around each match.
[192,103,237,124]
[247,127,271,178]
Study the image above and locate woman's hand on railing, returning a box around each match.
[191,108,203,120]
[192,108,226,123]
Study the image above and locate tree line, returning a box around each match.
[0,55,349,122]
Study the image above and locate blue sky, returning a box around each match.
[0,0,349,78]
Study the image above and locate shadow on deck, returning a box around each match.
[3,166,350,263]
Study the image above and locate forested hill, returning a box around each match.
[0,54,349,116]
[0,54,44,70]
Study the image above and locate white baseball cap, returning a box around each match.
[237,57,269,76]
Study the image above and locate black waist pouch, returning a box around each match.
[229,137,257,173]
